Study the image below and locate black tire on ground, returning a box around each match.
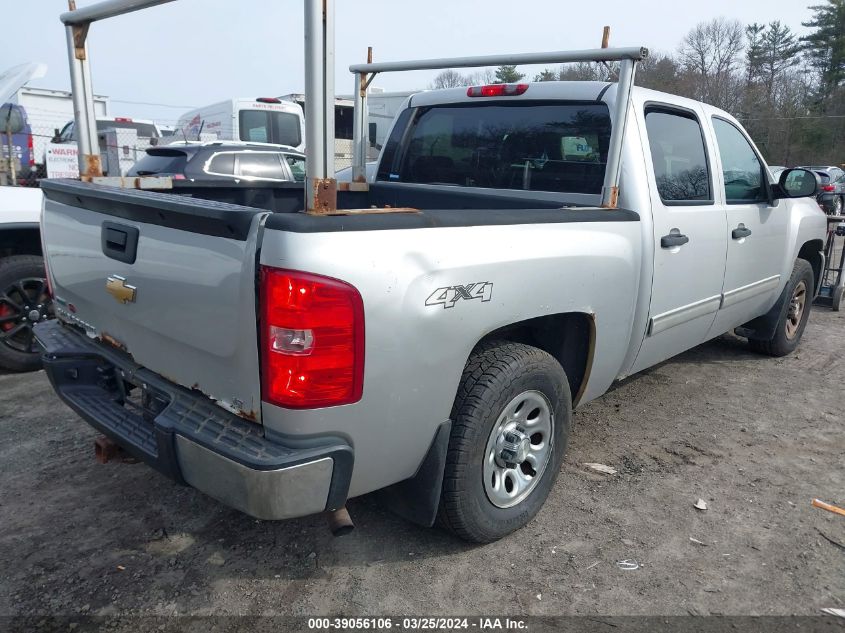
[0,255,49,372]
[748,259,814,357]
[437,341,571,543]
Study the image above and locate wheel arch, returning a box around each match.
[797,238,824,296]
[474,311,596,407]
[0,224,42,259]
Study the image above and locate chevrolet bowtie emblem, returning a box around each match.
[106,275,137,304]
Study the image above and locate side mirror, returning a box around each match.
[0,104,25,135]
[776,168,819,199]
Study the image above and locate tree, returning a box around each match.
[494,65,524,83]
[678,18,745,108]
[534,68,558,82]
[430,69,467,89]
[747,21,801,101]
[802,0,845,93]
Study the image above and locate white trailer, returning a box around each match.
[174,98,305,152]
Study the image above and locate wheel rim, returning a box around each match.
[483,390,554,509]
[0,277,52,354]
[785,280,807,340]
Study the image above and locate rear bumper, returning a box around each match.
[34,319,353,520]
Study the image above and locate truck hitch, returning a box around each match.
[326,506,354,536]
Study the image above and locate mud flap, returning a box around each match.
[377,420,451,528]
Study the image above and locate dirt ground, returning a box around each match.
[1,308,843,620]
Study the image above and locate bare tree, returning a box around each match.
[678,17,745,108]
[430,69,467,89]
[466,68,497,85]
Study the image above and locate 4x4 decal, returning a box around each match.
[426,282,493,309]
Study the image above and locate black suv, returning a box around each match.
[798,165,845,215]
[127,142,306,183]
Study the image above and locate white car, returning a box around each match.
[0,185,49,371]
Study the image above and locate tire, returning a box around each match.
[748,259,814,357]
[437,341,571,543]
[0,255,51,372]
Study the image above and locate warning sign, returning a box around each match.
[46,143,80,179]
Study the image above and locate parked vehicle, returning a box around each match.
[798,166,845,215]
[0,104,36,186]
[127,142,306,183]
[0,185,50,371]
[174,98,305,152]
[36,69,825,542]
[55,116,162,144]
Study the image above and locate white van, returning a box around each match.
[174,98,305,151]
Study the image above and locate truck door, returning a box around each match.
[630,104,728,373]
[705,116,790,336]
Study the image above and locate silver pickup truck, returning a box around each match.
[35,78,825,543]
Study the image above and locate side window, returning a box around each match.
[237,153,284,180]
[207,152,235,176]
[644,108,711,204]
[283,154,305,181]
[712,118,766,203]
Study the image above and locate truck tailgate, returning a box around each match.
[40,179,267,421]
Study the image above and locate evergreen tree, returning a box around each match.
[802,0,845,92]
[494,65,525,83]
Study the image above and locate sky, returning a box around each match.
[1,0,815,126]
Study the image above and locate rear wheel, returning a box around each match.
[748,259,813,357]
[0,255,52,372]
[438,342,571,543]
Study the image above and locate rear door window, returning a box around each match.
[236,153,285,180]
[644,108,712,204]
[376,101,612,194]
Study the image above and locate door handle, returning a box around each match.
[732,224,752,239]
[660,230,689,248]
[101,221,139,264]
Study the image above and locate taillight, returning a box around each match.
[821,184,835,192]
[39,207,54,298]
[260,267,364,409]
[257,97,282,104]
[467,83,529,97]
[27,134,34,167]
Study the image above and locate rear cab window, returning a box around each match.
[644,107,712,204]
[376,101,612,194]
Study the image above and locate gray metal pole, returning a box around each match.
[600,58,637,208]
[349,46,648,74]
[65,24,94,176]
[60,0,176,24]
[303,0,336,213]
[351,71,368,182]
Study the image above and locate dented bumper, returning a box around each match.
[34,319,353,520]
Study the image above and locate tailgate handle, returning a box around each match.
[101,221,139,264]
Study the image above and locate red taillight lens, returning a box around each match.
[27,134,34,167]
[467,83,529,97]
[256,97,282,104]
[822,184,835,192]
[260,267,364,409]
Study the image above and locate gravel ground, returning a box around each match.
[1,309,843,620]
